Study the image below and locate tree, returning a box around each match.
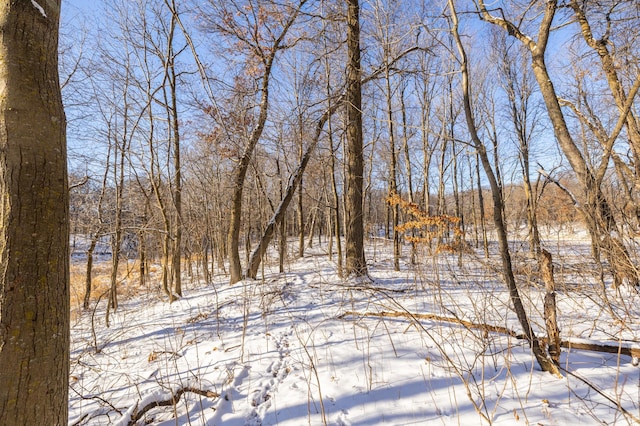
[569,0,640,223]
[478,0,638,288]
[377,2,401,272]
[0,0,70,424]
[197,0,307,284]
[345,0,368,277]
[495,35,542,256]
[449,0,560,375]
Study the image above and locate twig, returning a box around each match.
[70,385,123,416]
[69,413,88,426]
[559,365,640,424]
[537,165,580,207]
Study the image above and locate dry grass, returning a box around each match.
[70,260,160,318]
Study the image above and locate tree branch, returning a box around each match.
[128,387,220,426]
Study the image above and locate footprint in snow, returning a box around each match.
[336,409,351,426]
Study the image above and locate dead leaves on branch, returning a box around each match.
[387,192,468,254]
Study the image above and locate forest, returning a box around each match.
[1,0,640,425]
[61,0,640,301]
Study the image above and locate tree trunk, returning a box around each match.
[331,139,344,277]
[344,0,367,277]
[522,160,541,256]
[298,183,305,257]
[450,0,559,375]
[384,62,400,271]
[108,122,128,318]
[167,5,182,297]
[541,250,560,364]
[226,1,306,284]
[306,202,318,249]
[400,85,417,264]
[0,1,70,423]
[476,154,489,258]
[479,0,638,288]
[276,159,287,273]
[84,233,99,310]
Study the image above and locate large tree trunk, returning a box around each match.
[0,1,70,423]
[345,0,367,277]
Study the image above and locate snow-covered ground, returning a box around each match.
[69,235,640,425]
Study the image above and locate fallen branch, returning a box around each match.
[128,387,219,426]
[69,413,89,426]
[561,340,640,359]
[340,310,640,360]
[338,310,527,339]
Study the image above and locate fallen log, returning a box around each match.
[338,310,527,339]
[339,310,640,360]
[561,339,640,359]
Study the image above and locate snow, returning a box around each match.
[69,237,640,425]
[31,0,47,18]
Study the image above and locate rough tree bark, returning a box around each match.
[345,0,368,277]
[541,249,560,364]
[0,1,70,423]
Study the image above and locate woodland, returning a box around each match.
[62,0,640,302]
[1,0,640,425]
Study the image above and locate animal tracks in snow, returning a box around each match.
[245,328,294,425]
[208,326,295,425]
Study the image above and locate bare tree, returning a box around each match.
[495,35,542,256]
[449,0,560,375]
[197,0,308,284]
[478,0,638,287]
[569,0,640,222]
